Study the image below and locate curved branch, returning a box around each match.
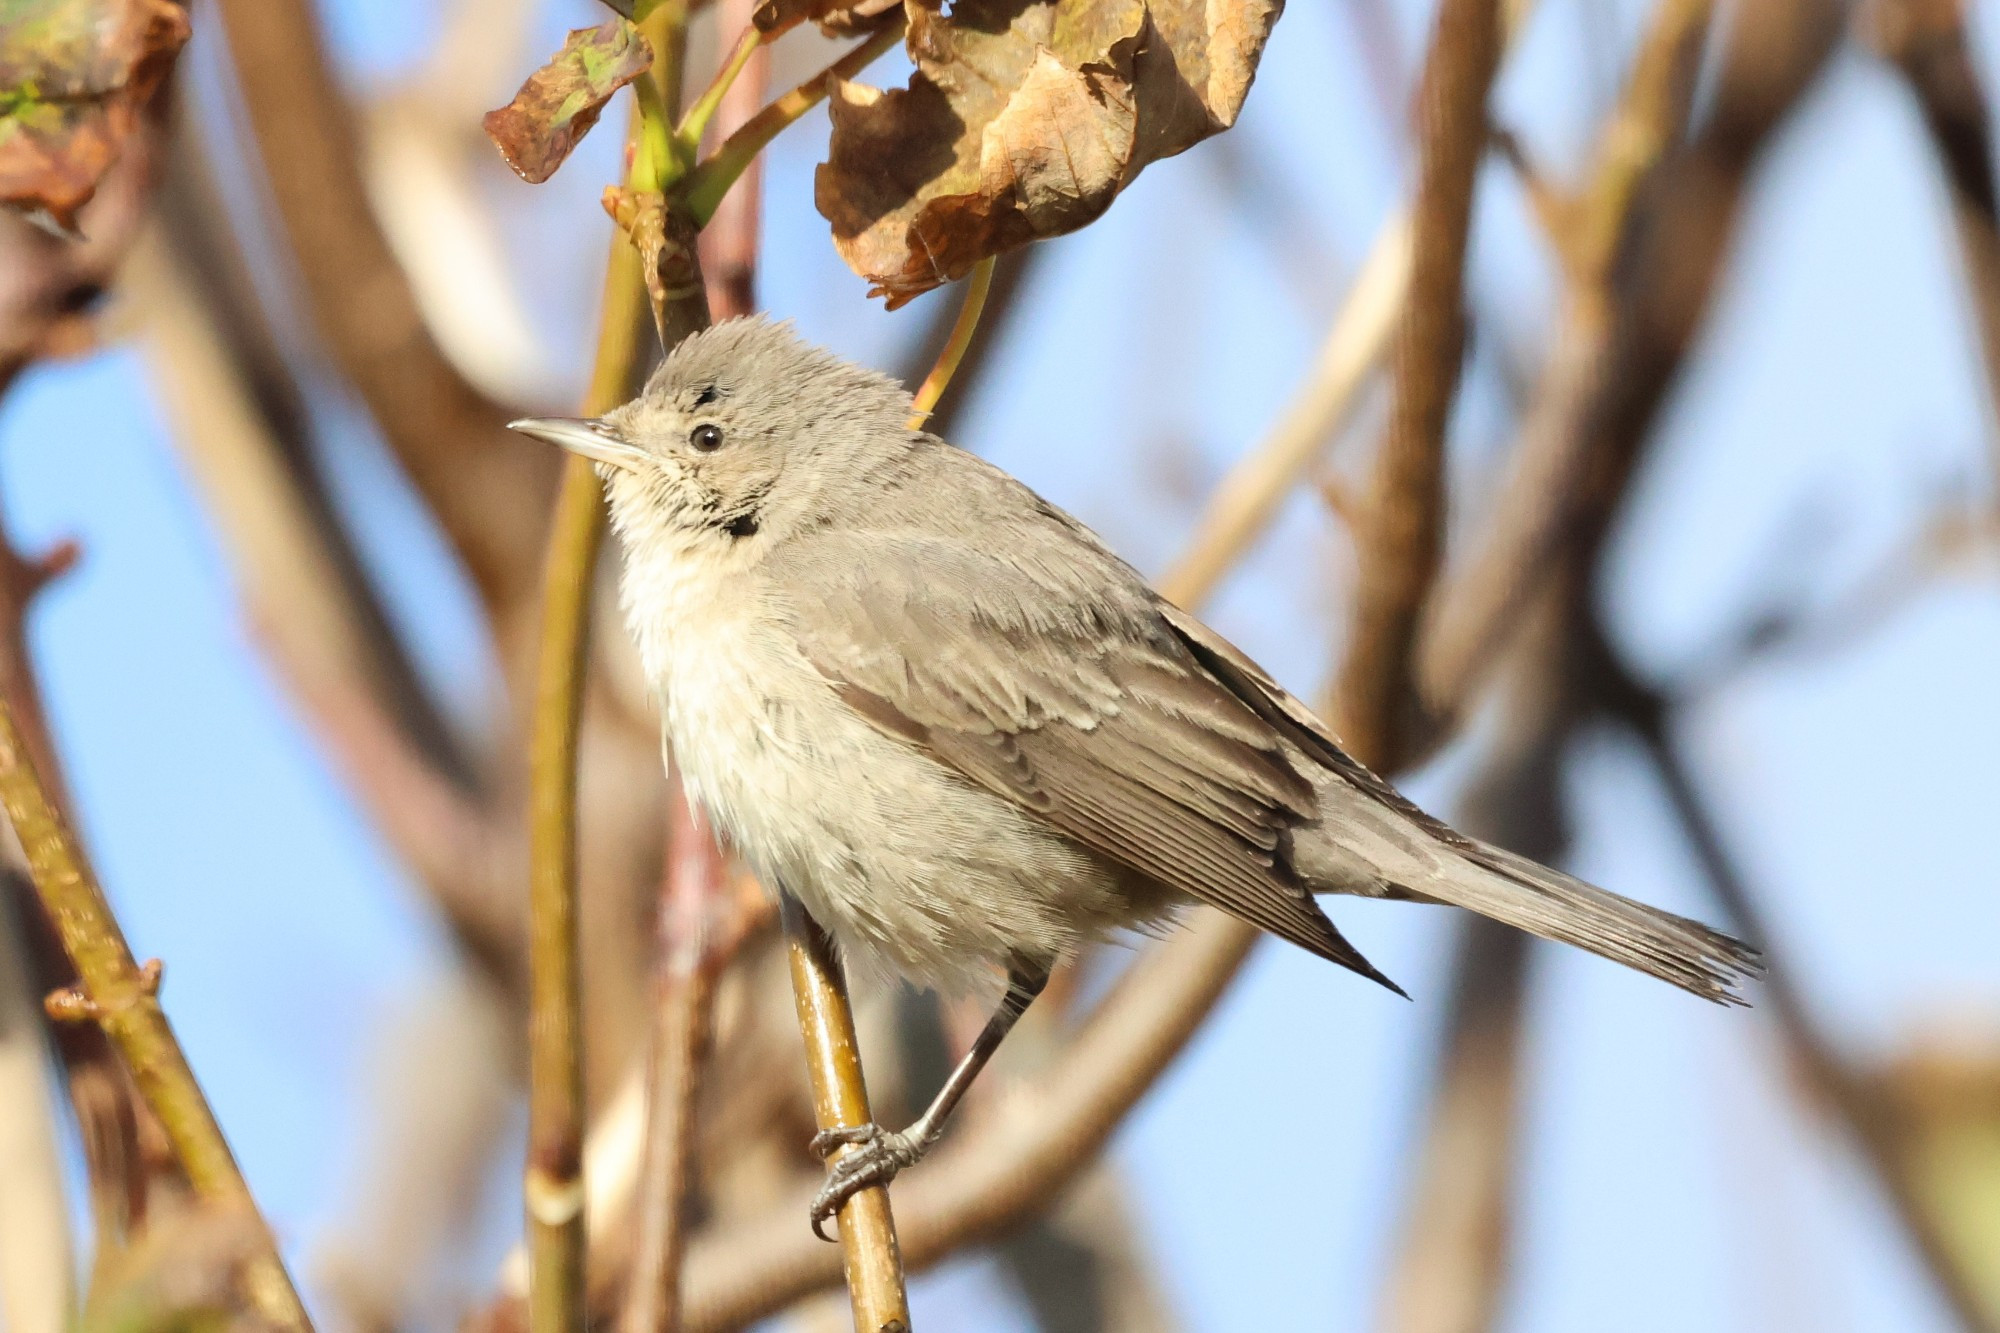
[211,0,557,609]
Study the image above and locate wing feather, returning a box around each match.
[774,527,1400,992]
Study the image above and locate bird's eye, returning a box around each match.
[689,423,724,452]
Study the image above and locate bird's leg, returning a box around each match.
[808,962,1050,1238]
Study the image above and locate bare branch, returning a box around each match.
[0,670,309,1328]
[1162,217,1412,608]
[1418,0,1843,711]
[211,0,558,609]
[1332,0,1505,770]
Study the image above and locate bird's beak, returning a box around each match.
[507,416,648,470]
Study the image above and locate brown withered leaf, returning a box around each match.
[815,0,1282,307]
[752,0,900,36]
[484,18,653,185]
[0,0,188,231]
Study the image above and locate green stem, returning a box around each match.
[0,697,311,1331]
[675,25,763,159]
[681,20,904,225]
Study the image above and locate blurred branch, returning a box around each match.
[1587,623,2000,1333]
[0,878,72,1333]
[621,802,769,1333]
[0,683,308,1326]
[1163,215,1412,605]
[313,963,516,1333]
[1864,0,2000,478]
[1381,6,1726,1307]
[1418,0,1842,710]
[122,228,520,975]
[212,0,557,609]
[1332,0,1504,770]
[1378,920,1528,1333]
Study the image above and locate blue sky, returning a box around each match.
[3,0,1996,1328]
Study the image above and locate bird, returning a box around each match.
[509,316,1759,1236]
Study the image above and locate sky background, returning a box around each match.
[3,0,1998,1328]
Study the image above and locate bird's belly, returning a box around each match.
[657,617,1140,993]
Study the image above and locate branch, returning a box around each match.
[0,695,309,1327]
[211,0,557,609]
[779,898,911,1330]
[1331,0,1505,770]
[681,907,1258,1331]
[1417,0,1842,711]
[621,795,768,1333]
[1161,216,1411,607]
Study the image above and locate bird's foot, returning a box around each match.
[807,1122,923,1241]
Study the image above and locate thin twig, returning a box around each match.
[682,21,907,225]
[0,699,310,1328]
[907,258,997,428]
[1332,0,1504,770]
[621,793,759,1333]
[1161,217,1411,606]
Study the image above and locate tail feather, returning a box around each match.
[1299,781,1761,1005]
[1436,840,1760,1005]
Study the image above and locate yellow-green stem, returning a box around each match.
[676,25,763,158]
[0,697,311,1330]
[524,134,662,1333]
[907,256,996,427]
[683,21,904,225]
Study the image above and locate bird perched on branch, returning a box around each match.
[510,317,1759,1236]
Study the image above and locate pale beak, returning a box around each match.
[507,416,648,470]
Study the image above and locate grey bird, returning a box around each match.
[510,317,1758,1236]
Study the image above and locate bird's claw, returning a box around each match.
[807,1122,920,1241]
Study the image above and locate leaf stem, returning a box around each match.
[0,696,311,1331]
[675,25,763,159]
[682,20,904,226]
[906,257,996,428]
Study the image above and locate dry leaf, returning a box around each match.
[752,0,900,36]
[0,0,188,231]
[815,0,1282,307]
[483,19,653,185]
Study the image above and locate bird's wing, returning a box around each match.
[773,526,1400,992]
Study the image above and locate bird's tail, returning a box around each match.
[1300,779,1760,1005]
